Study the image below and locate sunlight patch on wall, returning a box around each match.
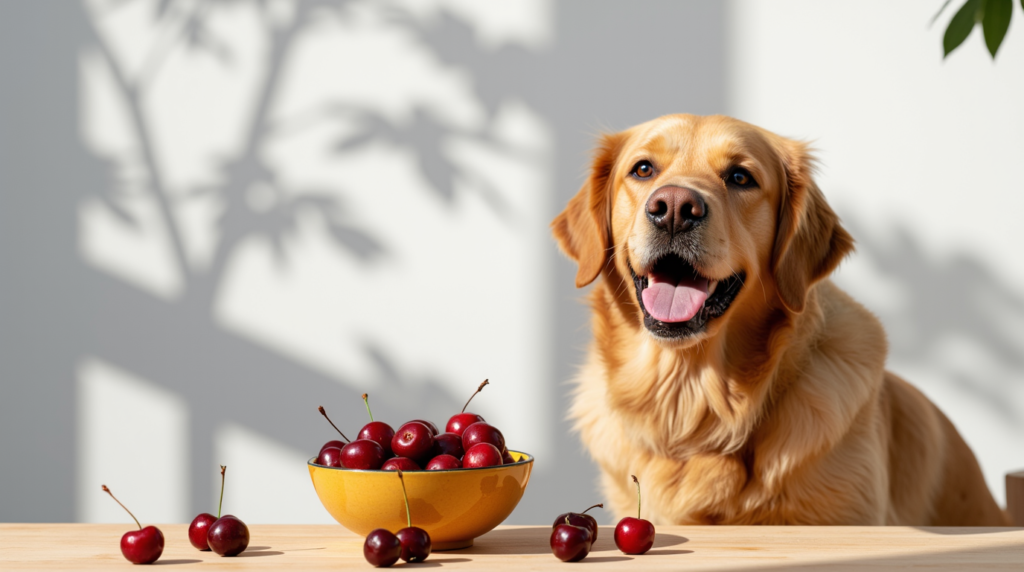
[214,422,335,524]
[76,357,189,523]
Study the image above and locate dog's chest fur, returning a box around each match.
[571,279,893,525]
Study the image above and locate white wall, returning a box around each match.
[728,0,1024,504]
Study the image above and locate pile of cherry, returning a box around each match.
[314,380,515,472]
[101,466,249,565]
[550,475,656,562]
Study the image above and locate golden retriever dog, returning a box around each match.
[552,114,1008,526]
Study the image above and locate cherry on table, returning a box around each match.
[382,457,421,471]
[433,432,465,459]
[396,527,431,562]
[395,470,431,562]
[614,475,655,555]
[206,465,250,557]
[208,515,249,556]
[446,379,489,436]
[358,393,395,457]
[363,528,401,567]
[550,520,592,562]
[461,422,504,452]
[426,454,461,470]
[101,485,164,565]
[188,512,216,551]
[463,442,503,468]
[341,439,386,470]
[392,421,435,463]
[553,503,602,543]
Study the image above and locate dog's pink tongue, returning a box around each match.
[641,274,709,323]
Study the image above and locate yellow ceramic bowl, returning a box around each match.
[309,451,533,550]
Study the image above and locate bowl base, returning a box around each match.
[433,538,474,551]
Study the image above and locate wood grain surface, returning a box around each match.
[1,524,1021,570]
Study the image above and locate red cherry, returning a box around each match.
[550,522,592,562]
[188,513,216,551]
[316,446,343,467]
[364,528,401,567]
[614,517,655,554]
[446,413,485,436]
[446,379,489,436]
[409,419,439,436]
[101,485,164,564]
[396,527,432,562]
[426,454,462,470]
[502,448,516,465]
[432,432,465,458]
[120,526,165,564]
[358,422,395,457]
[341,439,386,470]
[461,422,504,452]
[382,457,421,471]
[207,515,250,556]
[552,504,602,543]
[613,475,655,555]
[463,442,503,468]
[394,470,431,563]
[392,422,435,463]
[318,440,346,455]
[358,394,395,456]
[205,465,249,557]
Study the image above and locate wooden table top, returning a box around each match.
[1,524,1021,570]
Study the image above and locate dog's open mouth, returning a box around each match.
[631,254,745,339]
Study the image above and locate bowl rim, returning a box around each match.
[308,450,534,474]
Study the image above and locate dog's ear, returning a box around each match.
[770,140,855,313]
[552,132,625,288]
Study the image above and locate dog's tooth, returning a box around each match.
[708,281,718,295]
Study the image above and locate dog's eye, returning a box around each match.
[726,167,757,189]
[631,160,654,179]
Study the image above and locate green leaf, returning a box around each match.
[944,0,982,57]
[983,0,1013,56]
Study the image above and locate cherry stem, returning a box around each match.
[318,405,350,442]
[632,475,641,520]
[397,470,412,529]
[101,485,141,530]
[362,393,373,423]
[581,503,604,515]
[461,379,489,414]
[217,465,226,519]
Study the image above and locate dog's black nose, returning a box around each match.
[646,186,706,234]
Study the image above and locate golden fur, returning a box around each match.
[552,114,1008,525]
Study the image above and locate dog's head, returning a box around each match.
[553,114,853,345]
